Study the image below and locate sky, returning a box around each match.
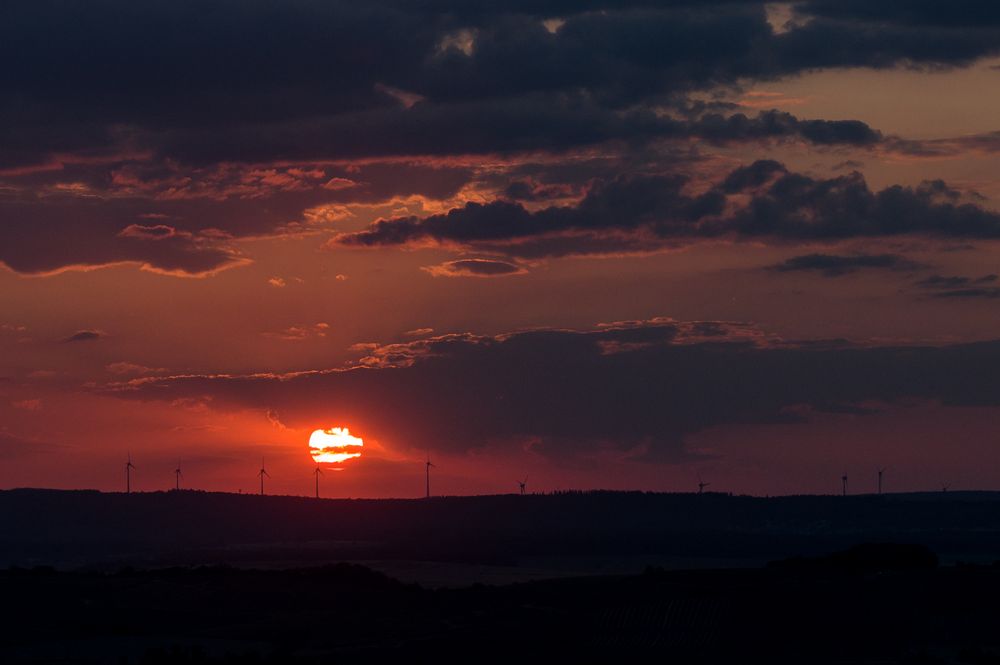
[5,1,1000,497]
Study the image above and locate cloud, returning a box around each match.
[262,322,330,341]
[422,258,527,277]
[268,277,287,288]
[913,273,1000,299]
[334,172,722,249]
[322,177,358,191]
[117,224,177,239]
[768,253,925,277]
[333,161,1000,259]
[832,160,865,171]
[916,274,999,289]
[1,1,985,172]
[931,288,1000,299]
[796,1,1000,27]
[0,201,249,277]
[63,330,105,343]
[154,103,884,167]
[105,362,165,376]
[0,154,472,278]
[105,318,1000,462]
[884,131,1000,159]
[11,399,42,411]
[3,1,998,279]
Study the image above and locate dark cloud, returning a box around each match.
[336,172,723,248]
[768,253,924,277]
[423,259,527,277]
[63,330,104,343]
[932,288,1000,299]
[152,103,882,167]
[0,1,989,170]
[503,180,578,202]
[721,175,999,240]
[885,132,1000,160]
[2,1,997,276]
[334,161,1000,258]
[916,273,1000,299]
[107,319,1000,461]
[719,159,787,193]
[693,112,881,146]
[797,1,1000,27]
[916,274,999,289]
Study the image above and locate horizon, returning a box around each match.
[6,483,990,501]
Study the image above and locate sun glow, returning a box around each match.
[309,427,364,465]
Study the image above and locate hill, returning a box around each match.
[4,488,1000,572]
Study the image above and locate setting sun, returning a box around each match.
[309,427,364,465]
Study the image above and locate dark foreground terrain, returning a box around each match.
[4,490,1000,663]
[3,552,1000,664]
[4,488,1000,572]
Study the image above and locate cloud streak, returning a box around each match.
[768,253,925,277]
[422,259,527,277]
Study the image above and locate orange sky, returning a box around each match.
[5,2,1000,496]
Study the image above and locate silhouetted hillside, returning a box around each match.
[4,489,1000,570]
[6,559,1000,664]
[769,542,940,572]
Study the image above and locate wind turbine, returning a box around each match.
[257,458,269,496]
[125,453,135,494]
[877,467,886,495]
[518,476,528,495]
[174,460,183,491]
[841,473,848,496]
[698,480,711,494]
[425,454,435,499]
[313,466,323,499]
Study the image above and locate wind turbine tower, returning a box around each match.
[698,480,711,494]
[257,458,269,496]
[425,455,435,499]
[125,453,135,494]
[842,474,848,496]
[877,468,885,495]
[313,466,323,499]
[174,460,183,491]
[519,476,528,495]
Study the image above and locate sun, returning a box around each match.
[309,427,364,465]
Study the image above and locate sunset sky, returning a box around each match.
[5,1,1000,497]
